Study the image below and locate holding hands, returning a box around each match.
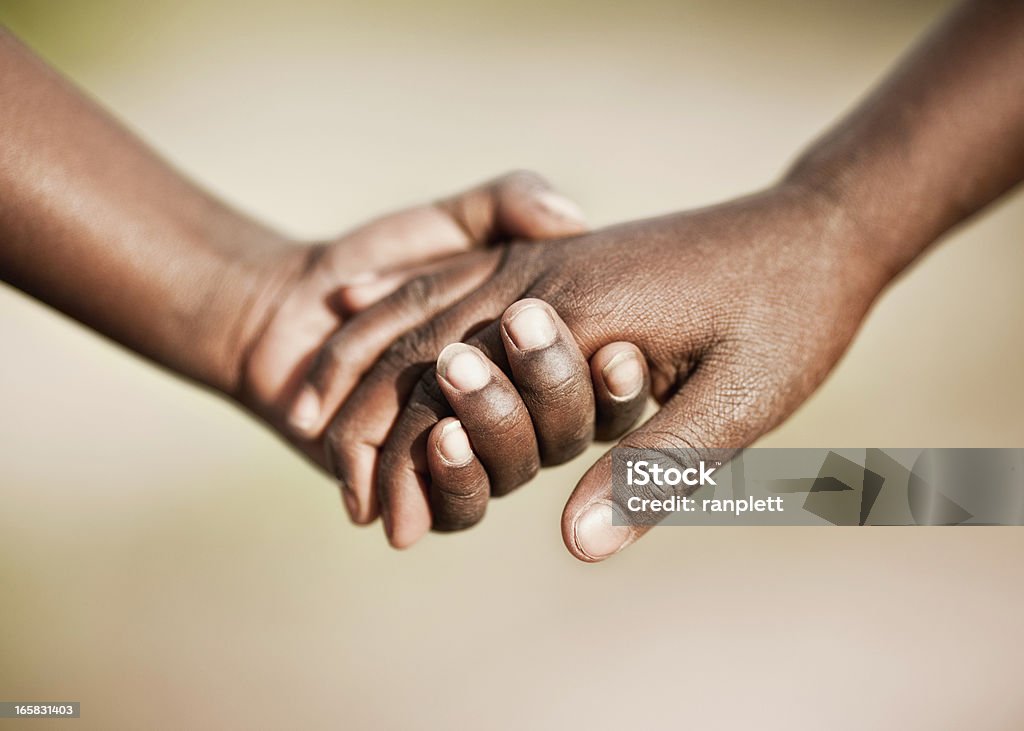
[234,170,591,465]
[3,0,1024,562]
[309,184,884,558]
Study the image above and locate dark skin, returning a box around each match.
[299,0,1024,558]
[4,1,1023,563]
[0,29,643,478]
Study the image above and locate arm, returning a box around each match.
[0,28,593,470]
[0,28,292,394]
[305,0,1024,554]
[0,27,598,479]
[787,0,1024,276]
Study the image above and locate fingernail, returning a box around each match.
[536,190,586,227]
[573,501,632,561]
[602,351,644,399]
[438,420,473,465]
[341,482,358,520]
[505,304,557,351]
[288,386,321,435]
[437,344,490,392]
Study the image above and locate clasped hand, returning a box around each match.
[246,180,890,562]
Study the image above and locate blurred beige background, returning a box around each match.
[2,0,1023,728]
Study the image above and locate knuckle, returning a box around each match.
[381,330,433,371]
[478,393,527,441]
[531,367,580,405]
[517,351,588,412]
[434,479,487,501]
[395,272,442,311]
[509,239,547,270]
[524,277,571,313]
[305,343,339,390]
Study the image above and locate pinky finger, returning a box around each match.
[590,343,650,441]
[427,418,490,531]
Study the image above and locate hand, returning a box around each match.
[423,304,650,531]
[317,182,894,557]
[233,171,588,466]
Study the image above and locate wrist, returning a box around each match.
[779,152,942,290]
[196,227,311,398]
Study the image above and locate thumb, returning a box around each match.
[437,169,588,243]
[561,363,758,563]
[329,170,586,313]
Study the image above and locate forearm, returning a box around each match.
[785,0,1024,281]
[0,30,297,394]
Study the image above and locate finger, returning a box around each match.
[320,171,587,283]
[427,418,490,531]
[437,169,588,245]
[287,250,500,439]
[384,299,646,543]
[373,325,528,548]
[324,259,531,532]
[434,342,540,494]
[371,294,606,546]
[499,299,595,465]
[590,342,650,441]
[424,328,646,537]
[334,262,443,316]
[289,168,589,437]
[561,361,757,563]
[336,168,590,313]
[426,300,602,533]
